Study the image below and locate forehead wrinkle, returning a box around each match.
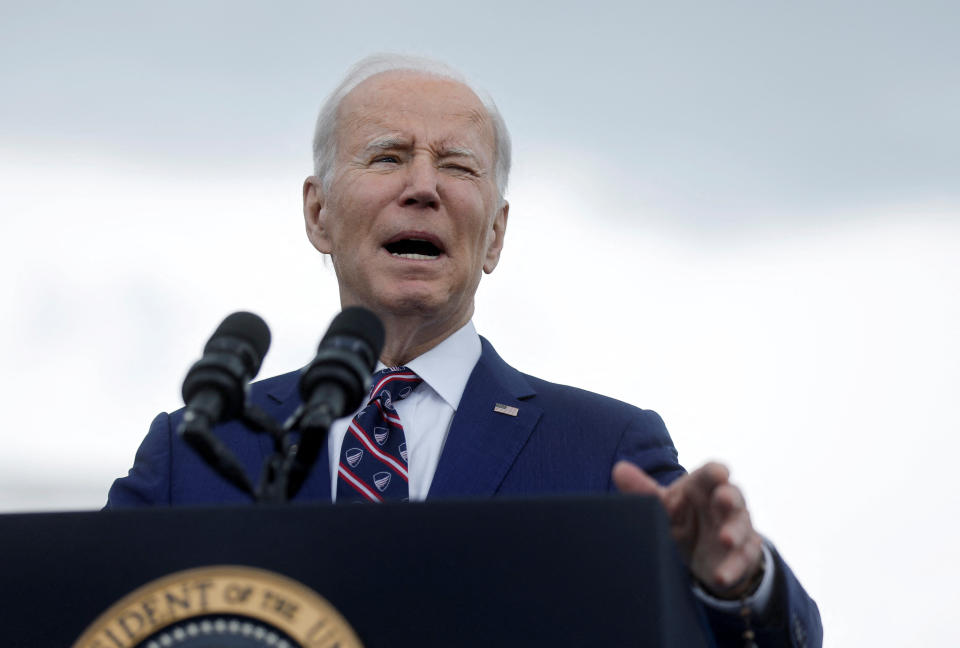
[456,107,496,162]
[465,107,489,127]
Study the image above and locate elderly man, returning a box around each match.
[108,54,822,646]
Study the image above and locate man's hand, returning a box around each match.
[612,460,764,599]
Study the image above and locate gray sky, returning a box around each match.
[2,2,958,645]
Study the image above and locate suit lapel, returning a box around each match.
[428,338,541,499]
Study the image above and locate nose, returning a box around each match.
[398,155,440,210]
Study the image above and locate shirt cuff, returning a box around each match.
[691,540,775,616]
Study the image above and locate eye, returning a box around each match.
[441,163,477,175]
[371,154,401,165]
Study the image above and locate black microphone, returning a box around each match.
[182,311,271,426]
[179,311,271,498]
[274,306,384,501]
[298,306,385,430]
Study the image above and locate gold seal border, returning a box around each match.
[72,565,364,648]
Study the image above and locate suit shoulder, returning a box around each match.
[246,369,301,404]
[520,372,662,422]
[513,371,683,485]
[149,369,301,422]
[475,337,669,437]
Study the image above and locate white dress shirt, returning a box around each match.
[327,320,481,501]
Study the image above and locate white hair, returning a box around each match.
[311,53,511,202]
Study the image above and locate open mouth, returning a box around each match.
[383,238,443,260]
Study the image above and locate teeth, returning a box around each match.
[392,252,439,260]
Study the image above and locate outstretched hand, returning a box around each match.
[612,460,764,599]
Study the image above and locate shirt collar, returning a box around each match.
[375,321,480,411]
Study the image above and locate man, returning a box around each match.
[108,54,822,646]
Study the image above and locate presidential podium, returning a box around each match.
[0,496,714,647]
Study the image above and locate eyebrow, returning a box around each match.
[439,146,479,160]
[362,135,409,154]
[361,136,482,165]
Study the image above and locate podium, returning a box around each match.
[0,496,714,647]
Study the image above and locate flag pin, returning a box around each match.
[493,403,519,417]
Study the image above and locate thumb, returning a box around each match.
[612,461,664,497]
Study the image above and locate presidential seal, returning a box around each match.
[73,565,364,648]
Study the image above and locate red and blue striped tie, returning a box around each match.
[336,366,421,502]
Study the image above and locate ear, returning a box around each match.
[303,175,333,254]
[482,200,509,274]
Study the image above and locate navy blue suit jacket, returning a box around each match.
[108,337,822,646]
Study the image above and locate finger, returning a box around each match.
[612,461,665,498]
[662,461,728,516]
[716,507,752,550]
[711,483,746,522]
[687,461,730,496]
[712,532,764,591]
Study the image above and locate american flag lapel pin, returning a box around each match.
[493,403,519,417]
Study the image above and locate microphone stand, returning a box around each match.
[179,395,342,505]
[178,401,311,504]
[178,410,259,498]
[260,342,373,502]
[276,402,339,503]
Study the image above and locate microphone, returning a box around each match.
[298,306,385,429]
[274,306,384,501]
[182,311,271,427]
[178,311,271,498]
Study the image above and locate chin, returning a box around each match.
[383,293,446,316]
[375,287,467,322]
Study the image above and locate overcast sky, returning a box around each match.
[1,2,958,645]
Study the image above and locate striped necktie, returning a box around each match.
[336,366,421,502]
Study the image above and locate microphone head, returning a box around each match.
[206,311,272,368]
[321,306,385,362]
[184,311,271,420]
[297,307,385,417]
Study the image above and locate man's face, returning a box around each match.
[304,72,507,332]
